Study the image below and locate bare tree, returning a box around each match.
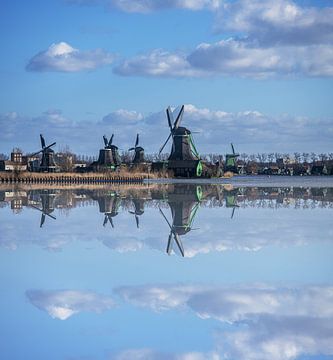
[302,152,309,163]
[294,152,301,163]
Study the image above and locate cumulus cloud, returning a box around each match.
[115,39,333,78]
[1,104,332,155]
[108,348,220,360]
[67,0,220,13]
[113,49,206,77]
[26,42,115,72]
[26,289,116,320]
[215,0,333,46]
[111,0,333,78]
[115,284,333,360]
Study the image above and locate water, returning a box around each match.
[0,183,332,360]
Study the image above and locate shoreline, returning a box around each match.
[145,175,333,188]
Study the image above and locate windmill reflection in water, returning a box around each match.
[159,185,202,257]
[30,190,57,227]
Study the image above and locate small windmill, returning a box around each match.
[159,105,202,177]
[30,191,57,227]
[128,134,145,164]
[31,134,58,172]
[225,143,239,173]
[97,134,121,168]
[128,198,145,228]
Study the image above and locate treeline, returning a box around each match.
[1,150,333,165]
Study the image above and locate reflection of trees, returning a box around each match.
[1,186,333,215]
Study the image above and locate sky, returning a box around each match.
[0,0,333,155]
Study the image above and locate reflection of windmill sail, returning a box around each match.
[159,207,185,257]
[159,185,201,257]
[225,190,240,219]
[30,191,57,227]
[95,193,121,228]
[128,198,145,228]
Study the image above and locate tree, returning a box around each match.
[294,152,301,163]
[302,152,309,163]
[0,153,9,161]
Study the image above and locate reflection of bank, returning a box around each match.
[30,190,57,227]
[159,185,202,257]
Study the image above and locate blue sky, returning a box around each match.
[0,0,332,155]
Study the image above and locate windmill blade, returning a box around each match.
[30,150,43,157]
[159,133,172,154]
[166,106,174,130]
[45,212,56,220]
[128,147,135,151]
[108,134,114,147]
[135,134,139,148]
[103,135,108,147]
[44,142,56,151]
[135,215,139,228]
[173,232,185,257]
[166,232,173,255]
[231,207,236,219]
[30,204,44,213]
[159,207,172,230]
[40,213,46,228]
[173,105,184,129]
[231,143,235,155]
[40,134,46,149]
[108,214,114,228]
[103,215,108,227]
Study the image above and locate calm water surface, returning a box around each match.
[0,183,332,360]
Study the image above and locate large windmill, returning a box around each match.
[128,134,145,164]
[158,185,201,257]
[159,105,202,177]
[96,134,121,169]
[225,143,239,174]
[31,134,58,172]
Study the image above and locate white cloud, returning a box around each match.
[26,289,116,320]
[215,0,333,46]
[113,49,205,77]
[115,284,333,360]
[108,349,220,360]
[115,39,333,78]
[26,42,115,72]
[68,0,221,13]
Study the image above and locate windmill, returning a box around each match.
[30,191,57,227]
[31,134,58,172]
[97,134,121,169]
[128,134,145,164]
[95,192,121,228]
[225,143,239,173]
[158,185,201,257]
[158,105,202,177]
[128,198,145,228]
